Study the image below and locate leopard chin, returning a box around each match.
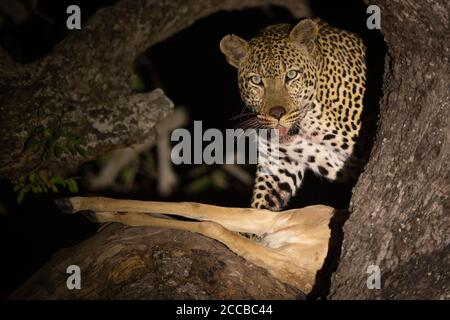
[276,126,299,144]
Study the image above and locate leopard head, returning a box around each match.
[220,19,320,138]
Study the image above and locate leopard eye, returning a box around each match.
[250,75,262,86]
[285,70,299,81]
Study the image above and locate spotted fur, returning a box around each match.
[220,18,367,210]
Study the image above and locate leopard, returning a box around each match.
[220,18,368,211]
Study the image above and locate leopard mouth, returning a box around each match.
[275,124,299,136]
[271,125,299,143]
[275,124,289,137]
[243,114,299,141]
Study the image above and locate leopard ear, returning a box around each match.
[220,34,249,68]
[289,19,319,47]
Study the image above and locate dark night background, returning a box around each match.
[0,0,385,298]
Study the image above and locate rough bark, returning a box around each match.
[10,223,303,300]
[0,0,309,180]
[329,0,450,299]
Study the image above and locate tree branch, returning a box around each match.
[10,224,304,299]
[0,0,310,180]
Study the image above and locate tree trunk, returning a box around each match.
[329,0,449,299]
[10,223,303,299]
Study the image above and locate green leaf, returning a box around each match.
[49,176,66,187]
[42,150,50,161]
[54,144,64,158]
[211,170,228,189]
[130,74,145,92]
[48,145,56,160]
[51,184,58,193]
[52,128,62,141]
[66,179,79,193]
[40,183,48,192]
[28,172,37,183]
[23,137,40,153]
[37,105,44,119]
[33,125,45,135]
[120,163,138,186]
[185,176,211,194]
[142,152,156,176]
[188,165,209,178]
[17,187,29,204]
[39,172,50,186]
[75,145,87,158]
[67,144,78,156]
[43,128,52,139]
[63,146,72,155]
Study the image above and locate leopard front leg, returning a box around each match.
[251,159,305,211]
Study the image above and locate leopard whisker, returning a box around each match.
[230,112,255,121]
[235,118,260,130]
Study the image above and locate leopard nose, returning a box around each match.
[269,106,286,120]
